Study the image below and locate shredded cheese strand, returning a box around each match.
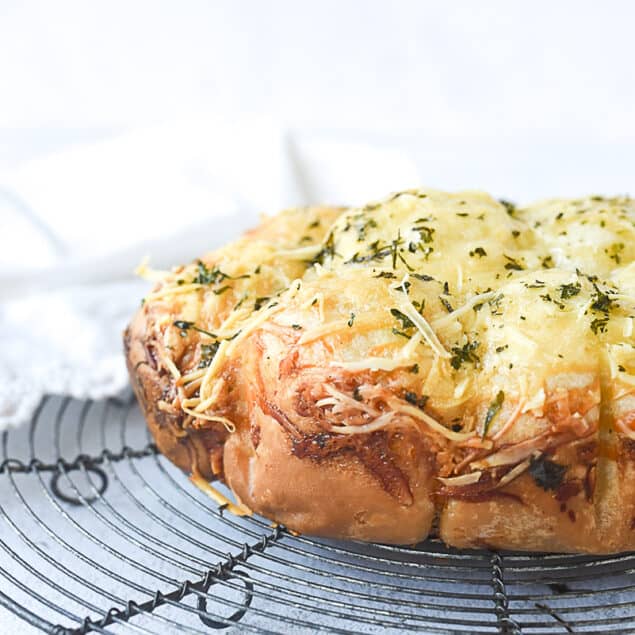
[437,471,482,486]
[298,311,389,345]
[432,291,497,329]
[385,397,473,441]
[275,245,323,259]
[329,332,422,372]
[197,280,304,406]
[496,459,531,488]
[181,406,236,433]
[193,378,226,413]
[492,400,525,441]
[190,469,251,516]
[179,368,207,384]
[330,357,413,372]
[300,292,325,322]
[396,301,450,358]
[145,283,203,302]
[322,384,380,416]
[330,411,398,435]
[135,257,172,281]
[161,354,181,380]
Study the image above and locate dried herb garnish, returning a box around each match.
[540,293,565,310]
[440,297,454,313]
[254,296,270,311]
[607,242,625,264]
[450,340,480,370]
[469,247,487,258]
[345,240,393,264]
[482,391,504,438]
[412,299,425,314]
[413,225,435,243]
[356,218,378,241]
[173,320,217,339]
[192,261,249,285]
[233,295,247,311]
[198,342,220,368]
[529,456,566,491]
[374,271,397,279]
[590,317,609,334]
[347,312,356,327]
[312,230,336,265]
[404,391,429,410]
[192,261,223,285]
[390,308,415,329]
[412,273,435,282]
[391,231,404,269]
[499,199,516,216]
[558,282,581,299]
[587,281,618,334]
[503,254,524,271]
[396,251,415,271]
[590,284,615,314]
[487,293,505,316]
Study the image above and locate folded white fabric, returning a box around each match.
[0,280,146,428]
[0,117,419,428]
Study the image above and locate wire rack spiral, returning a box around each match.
[2,394,635,634]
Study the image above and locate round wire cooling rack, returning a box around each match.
[2,396,635,634]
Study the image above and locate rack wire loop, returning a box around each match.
[197,570,254,629]
[50,466,109,506]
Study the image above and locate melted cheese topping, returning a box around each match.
[142,190,635,440]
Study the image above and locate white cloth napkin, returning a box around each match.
[0,117,419,428]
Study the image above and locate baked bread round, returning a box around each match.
[125,189,635,552]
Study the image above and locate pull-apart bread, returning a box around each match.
[125,189,635,553]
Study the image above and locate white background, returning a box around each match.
[1,0,634,184]
[0,1,634,139]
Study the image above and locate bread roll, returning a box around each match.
[125,190,635,552]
